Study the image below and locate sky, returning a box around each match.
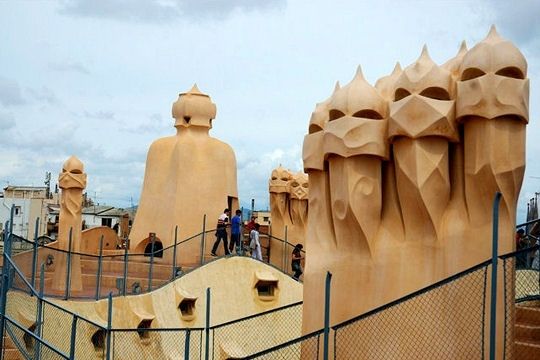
[0,0,539,221]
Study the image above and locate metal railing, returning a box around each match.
[3,195,540,359]
[209,300,303,359]
[333,261,490,359]
[243,329,323,359]
[1,253,303,359]
[235,194,540,359]
[1,208,305,359]
[501,243,540,360]
[109,327,205,360]
[259,230,306,277]
[11,225,220,297]
[6,217,303,301]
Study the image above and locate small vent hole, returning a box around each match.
[179,299,196,318]
[137,319,153,340]
[91,329,106,351]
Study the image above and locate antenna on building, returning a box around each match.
[44,172,51,199]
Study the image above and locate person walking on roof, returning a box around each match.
[291,244,304,280]
[211,208,231,256]
[229,209,242,255]
[250,223,262,261]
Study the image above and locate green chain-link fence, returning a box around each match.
[332,261,490,359]
[244,329,323,360]
[502,244,540,360]
[4,316,69,359]
[109,328,204,359]
[3,203,539,359]
[209,301,303,359]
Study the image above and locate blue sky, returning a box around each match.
[0,0,539,221]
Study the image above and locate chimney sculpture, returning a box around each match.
[129,85,239,263]
[301,28,529,358]
[52,156,86,292]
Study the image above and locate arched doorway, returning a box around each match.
[144,240,163,258]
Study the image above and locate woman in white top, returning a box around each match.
[250,223,263,261]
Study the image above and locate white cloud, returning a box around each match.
[121,113,171,134]
[0,111,15,131]
[48,61,90,75]
[0,77,25,106]
[57,0,285,23]
[26,86,60,105]
[237,145,302,209]
[483,0,540,46]
[1,0,538,223]
[83,110,115,120]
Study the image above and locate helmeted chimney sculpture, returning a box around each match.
[268,167,309,268]
[302,27,529,358]
[52,156,86,292]
[129,84,239,264]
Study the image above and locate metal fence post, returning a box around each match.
[34,263,45,360]
[31,217,40,292]
[0,272,8,355]
[0,208,13,354]
[65,228,73,300]
[96,236,104,300]
[7,206,14,257]
[323,271,332,360]
[123,243,128,296]
[200,215,207,266]
[283,226,288,271]
[205,287,211,360]
[489,192,502,360]
[184,329,191,360]
[172,225,178,280]
[6,207,14,290]
[268,224,272,263]
[148,233,155,292]
[106,292,113,360]
[69,315,78,359]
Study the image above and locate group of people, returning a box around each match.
[211,208,261,258]
[210,208,305,280]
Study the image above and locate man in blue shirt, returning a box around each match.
[229,210,242,255]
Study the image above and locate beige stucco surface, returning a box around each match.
[52,156,87,292]
[80,226,119,253]
[301,26,528,357]
[7,256,302,359]
[269,166,308,270]
[129,85,239,264]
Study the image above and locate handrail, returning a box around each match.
[11,228,219,258]
[6,248,303,331]
[4,255,39,297]
[8,250,298,302]
[210,300,303,330]
[516,218,540,228]
[110,326,205,332]
[4,254,107,329]
[4,315,69,358]
[238,329,324,359]
[9,222,308,303]
[6,251,302,331]
[499,243,540,260]
[12,226,309,259]
[259,232,306,254]
[106,254,298,300]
